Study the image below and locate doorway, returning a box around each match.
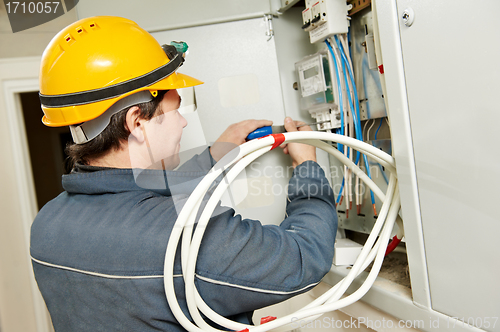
[19,92,71,210]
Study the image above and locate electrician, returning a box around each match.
[30,16,338,331]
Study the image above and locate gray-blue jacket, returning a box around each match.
[31,149,337,331]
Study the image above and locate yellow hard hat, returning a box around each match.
[39,16,203,128]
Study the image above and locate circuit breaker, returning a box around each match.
[301,0,350,43]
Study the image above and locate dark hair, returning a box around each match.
[65,90,168,171]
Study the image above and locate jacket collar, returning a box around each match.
[62,167,210,197]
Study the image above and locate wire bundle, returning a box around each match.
[163,131,401,331]
[326,35,377,217]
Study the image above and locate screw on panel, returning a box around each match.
[402,8,415,27]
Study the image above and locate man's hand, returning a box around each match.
[280,117,317,168]
[210,119,273,162]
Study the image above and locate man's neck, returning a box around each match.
[87,146,132,169]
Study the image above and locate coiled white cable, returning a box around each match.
[163,131,401,332]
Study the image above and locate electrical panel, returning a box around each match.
[296,2,390,240]
[293,0,499,331]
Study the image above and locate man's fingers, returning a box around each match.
[249,119,273,130]
[242,119,273,135]
[293,120,313,131]
[298,125,313,131]
[283,117,297,132]
[255,119,273,127]
[231,119,273,139]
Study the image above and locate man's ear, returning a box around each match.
[126,106,145,143]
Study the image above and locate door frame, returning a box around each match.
[0,56,51,332]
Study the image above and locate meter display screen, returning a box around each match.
[304,66,319,80]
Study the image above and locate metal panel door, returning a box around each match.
[396,1,500,329]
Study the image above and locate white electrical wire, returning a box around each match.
[366,118,376,142]
[363,118,372,142]
[340,34,353,69]
[168,132,398,330]
[163,131,400,332]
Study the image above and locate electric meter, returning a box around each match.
[295,52,334,109]
[295,52,340,130]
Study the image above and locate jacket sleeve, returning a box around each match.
[194,160,338,317]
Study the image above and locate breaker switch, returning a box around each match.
[311,1,327,27]
[302,7,314,31]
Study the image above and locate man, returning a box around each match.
[31,16,338,331]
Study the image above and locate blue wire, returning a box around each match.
[379,163,389,184]
[335,35,376,206]
[326,40,348,204]
[339,48,362,148]
[329,38,361,165]
[325,40,344,151]
[341,63,361,166]
[337,130,353,204]
[337,50,363,206]
[335,142,352,205]
[336,178,345,204]
[374,118,382,140]
[335,36,362,141]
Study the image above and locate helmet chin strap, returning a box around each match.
[69,90,154,144]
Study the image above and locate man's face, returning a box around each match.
[130,89,188,170]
